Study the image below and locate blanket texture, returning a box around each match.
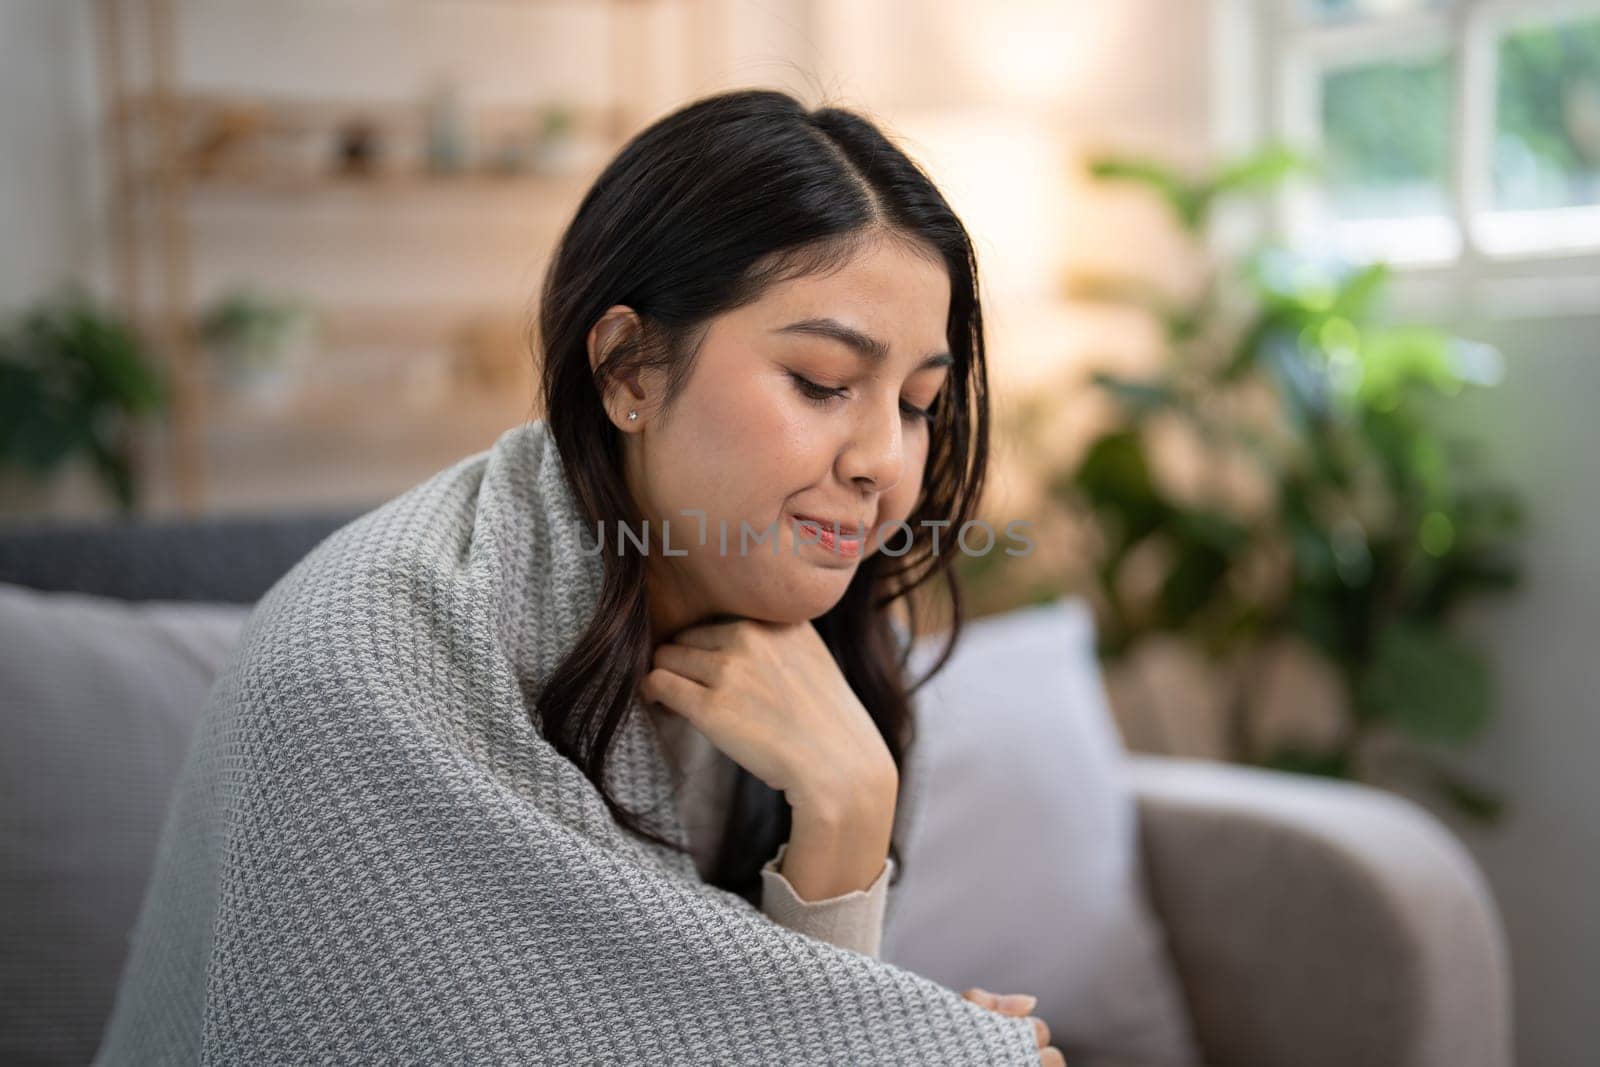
[94,419,1041,1065]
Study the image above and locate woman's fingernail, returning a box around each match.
[1000,993,1037,1013]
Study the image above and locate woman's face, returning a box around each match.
[594,233,954,640]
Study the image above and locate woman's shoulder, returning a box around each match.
[227,449,495,670]
[224,420,572,707]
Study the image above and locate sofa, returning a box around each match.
[0,510,1513,1067]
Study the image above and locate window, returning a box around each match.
[1480,5,1600,252]
[1268,0,1600,267]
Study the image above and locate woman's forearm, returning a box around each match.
[779,772,898,901]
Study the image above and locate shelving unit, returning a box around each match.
[92,0,684,514]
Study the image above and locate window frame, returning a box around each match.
[1250,0,1600,319]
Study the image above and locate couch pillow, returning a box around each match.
[0,583,250,1066]
[882,597,1202,1067]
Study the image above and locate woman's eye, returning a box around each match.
[788,369,935,424]
[787,371,846,405]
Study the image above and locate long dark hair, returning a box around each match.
[533,89,990,906]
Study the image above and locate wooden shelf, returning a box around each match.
[201,378,534,433]
[115,87,625,135]
[96,0,668,514]
[143,165,600,200]
[311,303,535,349]
[191,397,535,515]
[133,301,530,347]
[173,300,537,436]
[114,87,615,197]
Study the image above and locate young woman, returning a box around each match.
[537,87,1060,1064]
[96,89,1062,1065]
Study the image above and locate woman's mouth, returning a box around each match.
[789,514,865,558]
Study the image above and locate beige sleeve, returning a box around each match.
[758,841,895,958]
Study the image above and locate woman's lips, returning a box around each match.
[790,514,864,558]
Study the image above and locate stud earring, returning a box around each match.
[627,410,638,421]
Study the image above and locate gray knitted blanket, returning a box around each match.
[94,419,1040,1065]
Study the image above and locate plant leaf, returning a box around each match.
[1359,621,1492,742]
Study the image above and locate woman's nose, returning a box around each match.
[839,395,904,494]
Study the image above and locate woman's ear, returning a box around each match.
[587,305,651,432]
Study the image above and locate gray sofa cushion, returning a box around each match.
[883,598,1202,1067]
[0,584,251,1065]
[1129,755,1514,1067]
[0,511,360,603]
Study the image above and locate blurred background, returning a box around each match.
[1,0,1595,1062]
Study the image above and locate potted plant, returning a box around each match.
[529,102,579,176]
[980,147,1525,819]
[0,285,166,513]
[197,288,315,409]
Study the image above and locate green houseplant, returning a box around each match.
[1014,148,1525,819]
[0,285,166,512]
[197,287,313,408]
[530,101,580,175]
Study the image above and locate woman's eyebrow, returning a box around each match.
[771,317,953,371]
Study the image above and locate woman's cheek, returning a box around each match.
[761,376,826,445]
[872,474,924,542]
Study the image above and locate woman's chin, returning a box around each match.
[740,566,855,624]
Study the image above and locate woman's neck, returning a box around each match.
[642,555,706,648]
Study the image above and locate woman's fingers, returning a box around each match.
[960,991,1049,1049]
[963,989,1056,1057]
[639,667,709,720]
[963,988,1036,1016]
[1039,1046,1066,1066]
[668,618,746,650]
[1001,994,1038,1016]
[651,642,725,687]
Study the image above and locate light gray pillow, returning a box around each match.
[883,597,1202,1067]
[0,583,250,1066]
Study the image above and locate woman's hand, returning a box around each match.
[963,988,1065,1066]
[640,617,898,899]
[641,617,896,810]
